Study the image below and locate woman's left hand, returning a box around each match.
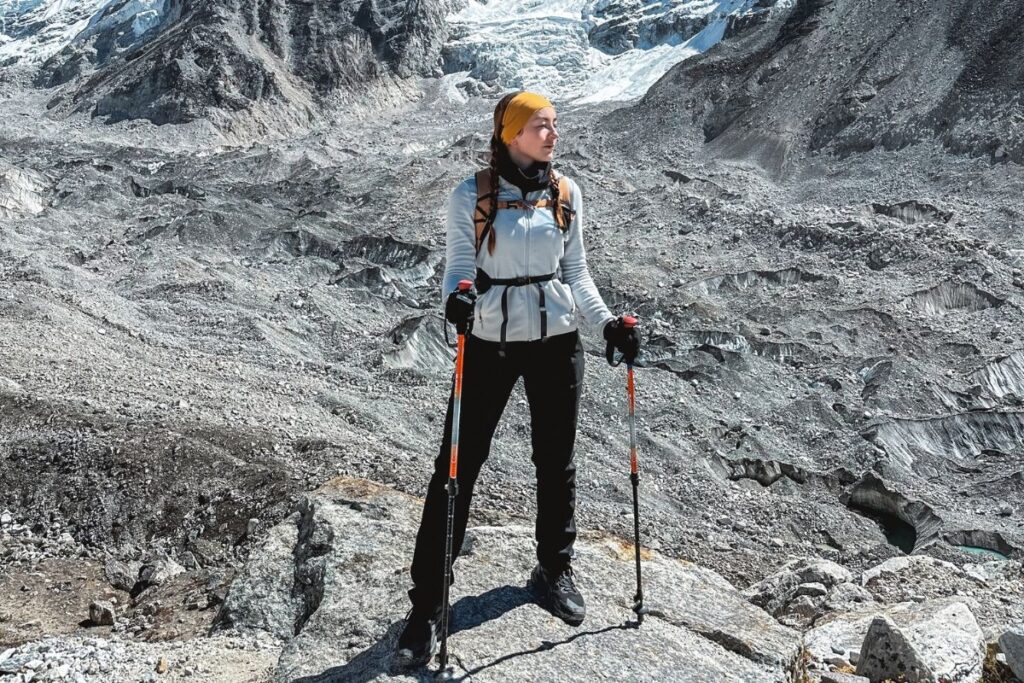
[603,316,640,364]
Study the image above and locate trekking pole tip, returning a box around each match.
[435,666,456,681]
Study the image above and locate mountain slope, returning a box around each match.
[36,0,455,126]
[607,0,1024,174]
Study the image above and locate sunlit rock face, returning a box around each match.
[619,0,1024,173]
[31,0,457,125]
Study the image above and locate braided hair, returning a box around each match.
[481,92,520,255]
[482,92,567,255]
[483,133,501,255]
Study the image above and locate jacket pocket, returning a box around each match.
[547,279,576,321]
[475,286,501,330]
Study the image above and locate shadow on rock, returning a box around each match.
[452,621,635,681]
[449,584,535,635]
[291,584,536,682]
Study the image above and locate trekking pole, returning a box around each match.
[436,278,473,681]
[623,316,648,626]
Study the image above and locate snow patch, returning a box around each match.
[579,17,727,104]
[81,0,168,41]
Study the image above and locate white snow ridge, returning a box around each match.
[0,0,110,64]
[444,0,776,103]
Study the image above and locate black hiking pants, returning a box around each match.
[408,329,585,613]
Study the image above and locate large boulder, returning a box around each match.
[804,599,986,682]
[860,555,962,586]
[743,557,857,626]
[999,625,1024,681]
[218,477,800,681]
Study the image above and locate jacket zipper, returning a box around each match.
[524,187,532,340]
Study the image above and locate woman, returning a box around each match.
[396,91,640,668]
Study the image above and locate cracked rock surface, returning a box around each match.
[224,477,797,682]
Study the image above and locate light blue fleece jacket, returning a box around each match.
[441,172,615,342]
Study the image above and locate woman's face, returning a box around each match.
[509,106,559,163]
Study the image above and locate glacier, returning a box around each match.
[445,0,780,103]
[80,0,169,42]
[0,0,167,65]
[0,0,110,63]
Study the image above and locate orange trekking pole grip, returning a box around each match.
[437,278,473,680]
[623,315,648,626]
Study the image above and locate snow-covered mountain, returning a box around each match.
[0,0,111,65]
[33,0,456,127]
[443,0,786,103]
[4,0,787,125]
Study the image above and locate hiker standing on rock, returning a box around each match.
[395,91,641,668]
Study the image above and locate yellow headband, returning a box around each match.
[498,92,554,145]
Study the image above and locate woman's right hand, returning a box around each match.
[445,285,477,331]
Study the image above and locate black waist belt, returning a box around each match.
[477,269,556,356]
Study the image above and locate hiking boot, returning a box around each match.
[394,604,447,669]
[529,563,586,626]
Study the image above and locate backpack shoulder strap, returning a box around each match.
[551,170,574,231]
[473,169,497,254]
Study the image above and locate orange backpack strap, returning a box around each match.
[473,169,497,254]
[553,171,574,231]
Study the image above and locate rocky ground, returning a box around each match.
[2,1,1024,680]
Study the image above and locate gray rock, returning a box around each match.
[854,601,985,683]
[137,557,185,588]
[38,0,453,127]
[104,559,138,593]
[89,600,116,626]
[823,583,874,612]
[861,555,961,586]
[856,615,935,682]
[216,510,303,640]
[999,625,1024,681]
[821,673,869,683]
[795,582,828,598]
[779,594,820,628]
[744,558,853,616]
[222,477,798,682]
[0,654,27,675]
[805,598,985,678]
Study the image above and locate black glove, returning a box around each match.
[445,284,477,333]
[604,315,640,365]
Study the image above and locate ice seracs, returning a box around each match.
[444,0,781,103]
[0,0,109,64]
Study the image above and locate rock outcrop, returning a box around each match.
[219,477,800,681]
[612,0,1024,173]
[804,598,987,681]
[743,557,865,627]
[37,0,456,126]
